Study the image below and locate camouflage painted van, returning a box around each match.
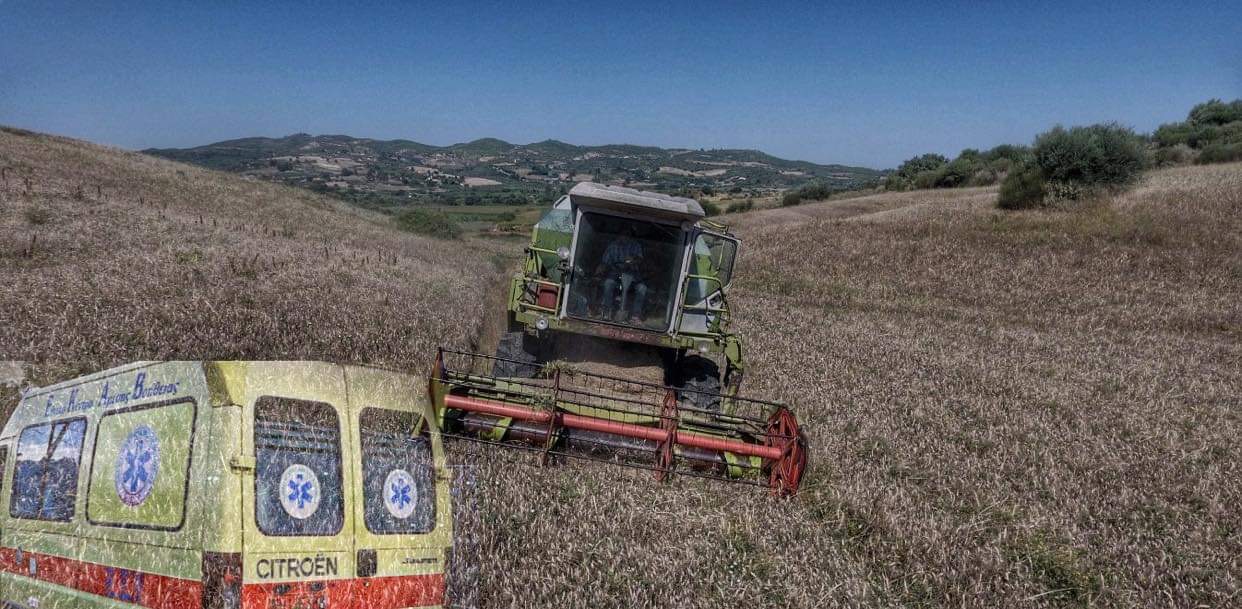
[0,361,452,609]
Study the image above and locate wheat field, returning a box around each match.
[3,127,1240,608]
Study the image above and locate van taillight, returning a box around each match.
[202,551,242,609]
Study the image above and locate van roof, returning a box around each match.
[5,362,436,440]
[569,182,705,221]
[18,361,160,400]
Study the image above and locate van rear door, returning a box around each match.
[342,366,450,609]
[239,362,357,609]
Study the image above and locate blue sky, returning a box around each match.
[0,1,1237,168]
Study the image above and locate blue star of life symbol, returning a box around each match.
[288,473,315,510]
[123,445,152,491]
[116,426,159,507]
[383,468,417,519]
[390,477,412,510]
[279,464,321,518]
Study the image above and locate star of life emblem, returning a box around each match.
[115,425,160,507]
[279,464,321,519]
[384,469,417,519]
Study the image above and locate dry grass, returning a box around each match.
[0,126,509,391]
[3,129,1240,608]
[454,163,1242,608]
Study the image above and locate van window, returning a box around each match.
[254,397,344,537]
[10,418,87,521]
[360,408,435,534]
[86,399,197,530]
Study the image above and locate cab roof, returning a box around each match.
[568,182,705,222]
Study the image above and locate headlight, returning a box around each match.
[535,316,550,330]
[556,246,570,260]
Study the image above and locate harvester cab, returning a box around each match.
[429,183,807,495]
[507,182,743,400]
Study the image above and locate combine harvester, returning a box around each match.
[429,183,807,496]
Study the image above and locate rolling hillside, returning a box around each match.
[144,133,883,206]
[4,127,1241,608]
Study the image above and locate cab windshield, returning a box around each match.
[567,212,684,331]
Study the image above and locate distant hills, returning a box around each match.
[144,134,882,206]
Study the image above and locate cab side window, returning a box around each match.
[10,418,87,521]
[254,397,344,536]
[360,408,435,534]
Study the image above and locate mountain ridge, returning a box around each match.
[144,133,882,205]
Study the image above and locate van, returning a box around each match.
[0,361,453,609]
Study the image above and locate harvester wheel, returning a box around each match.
[673,355,722,411]
[493,331,541,378]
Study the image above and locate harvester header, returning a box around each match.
[429,349,807,496]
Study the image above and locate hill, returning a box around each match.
[460,162,1241,608]
[143,133,883,206]
[4,127,1241,608]
[0,126,507,382]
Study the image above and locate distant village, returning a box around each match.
[152,135,880,205]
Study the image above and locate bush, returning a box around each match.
[996,163,1047,209]
[1153,122,1218,148]
[932,157,980,188]
[883,174,910,192]
[985,144,1033,164]
[701,200,721,216]
[728,199,755,213]
[1152,144,1195,167]
[1196,142,1242,165]
[781,181,837,206]
[392,208,462,239]
[894,153,948,179]
[1032,123,1146,190]
[911,170,939,190]
[1151,98,1241,152]
[1187,98,1242,126]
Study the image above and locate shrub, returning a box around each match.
[996,163,1047,209]
[985,144,1033,164]
[1152,144,1195,167]
[968,168,1000,186]
[1220,121,1242,144]
[781,181,837,206]
[911,170,939,190]
[884,174,910,191]
[894,153,948,179]
[392,208,462,239]
[1187,98,1242,126]
[932,157,980,188]
[1152,98,1242,151]
[1032,123,1146,190]
[701,200,721,216]
[728,199,755,213]
[1153,122,1218,148]
[1196,142,1242,165]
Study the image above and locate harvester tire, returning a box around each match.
[493,331,540,378]
[674,355,722,411]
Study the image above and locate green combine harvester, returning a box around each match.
[429,183,807,495]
